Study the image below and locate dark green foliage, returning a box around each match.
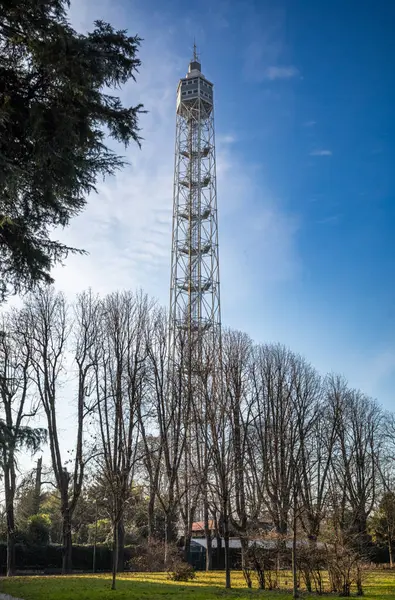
[0,0,143,300]
[0,421,46,466]
[0,542,134,573]
[26,514,51,545]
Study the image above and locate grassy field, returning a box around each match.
[1,570,395,600]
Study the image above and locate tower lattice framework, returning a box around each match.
[169,49,221,369]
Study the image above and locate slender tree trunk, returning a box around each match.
[6,529,15,578]
[292,521,298,598]
[92,500,98,573]
[342,582,351,597]
[205,533,213,571]
[147,493,155,544]
[203,492,212,570]
[356,567,364,597]
[240,536,252,588]
[32,457,42,515]
[216,533,222,569]
[184,520,191,564]
[165,500,176,565]
[389,539,393,569]
[164,508,176,565]
[278,515,288,535]
[292,484,299,599]
[62,511,73,574]
[214,515,222,569]
[4,465,16,577]
[223,504,231,589]
[117,519,125,572]
[111,521,119,590]
[164,512,169,565]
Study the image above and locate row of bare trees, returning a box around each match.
[1,286,394,590]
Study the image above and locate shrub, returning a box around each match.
[27,514,51,545]
[325,542,367,597]
[127,540,176,572]
[247,543,277,590]
[167,558,196,582]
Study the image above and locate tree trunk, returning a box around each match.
[206,533,213,571]
[62,512,73,574]
[223,504,231,589]
[117,519,125,572]
[164,511,170,565]
[224,533,231,589]
[5,473,15,577]
[112,521,119,590]
[215,516,222,570]
[184,532,191,563]
[292,484,298,598]
[6,529,15,578]
[204,500,212,570]
[32,457,42,515]
[4,459,16,577]
[147,493,155,543]
[292,520,298,598]
[389,539,393,569]
[240,536,251,588]
[342,582,351,596]
[356,569,364,596]
[164,509,176,565]
[278,515,288,535]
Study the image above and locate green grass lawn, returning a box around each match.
[1,570,395,599]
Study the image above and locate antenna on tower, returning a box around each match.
[193,39,199,62]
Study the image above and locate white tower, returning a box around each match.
[169,47,221,364]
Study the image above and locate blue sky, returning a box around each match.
[55,0,395,411]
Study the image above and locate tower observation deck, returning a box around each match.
[169,48,221,356]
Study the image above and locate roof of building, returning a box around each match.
[190,538,326,550]
[191,520,215,532]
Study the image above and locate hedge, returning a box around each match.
[0,541,391,574]
[0,543,135,574]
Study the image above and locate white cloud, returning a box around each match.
[265,65,300,80]
[317,214,340,225]
[310,149,332,156]
[49,0,301,315]
[303,120,316,127]
[218,134,237,144]
[242,7,300,84]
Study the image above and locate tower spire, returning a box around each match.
[193,39,198,62]
[189,40,201,73]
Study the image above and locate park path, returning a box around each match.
[0,594,24,600]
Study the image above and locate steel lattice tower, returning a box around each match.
[169,47,221,368]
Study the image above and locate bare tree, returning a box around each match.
[195,336,217,571]
[298,383,336,544]
[223,329,257,587]
[93,290,149,589]
[0,311,46,575]
[329,377,381,545]
[135,306,167,544]
[24,287,99,573]
[205,336,233,588]
[250,344,298,535]
[149,321,189,562]
[382,412,395,490]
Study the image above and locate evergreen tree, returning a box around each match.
[0,0,143,300]
[371,492,395,568]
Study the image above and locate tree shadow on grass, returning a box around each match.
[0,575,298,600]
